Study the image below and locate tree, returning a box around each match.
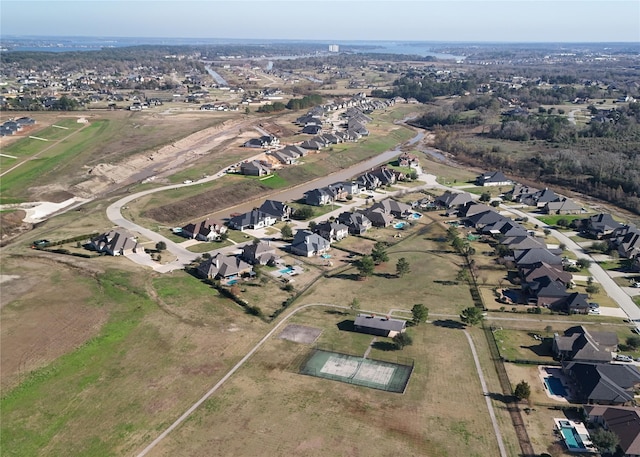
[280,223,293,239]
[393,332,413,349]
[460,306,484,326]
[155,241,166,251]
[396,257,411,277]
[350,298,360,313]
[479,192,491,202]
[514,380,531,401]
[626,335,640,350]
[411,304,429,325]
[590,427,619,455]
[293,206,314,220]
[586,283,600,295]
[356,255,375,279]
[371,242,389,265]
[576,258,592,269]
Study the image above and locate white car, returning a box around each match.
[615,355,633,362]
[588,309,600,315]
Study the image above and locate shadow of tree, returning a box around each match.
[372,341,398,351]
[486,392,516,404]
[325,309,349,316]
[432,319,465,329]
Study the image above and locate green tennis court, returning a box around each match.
[300,349,413,393]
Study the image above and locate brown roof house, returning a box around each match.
[90,229,139,256]
[584,405,640,456]
[181,218,227,241]
[241,241,281,266]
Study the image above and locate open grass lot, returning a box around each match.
[146,306,515,457]
[535,214,588,228]
[1,263,267,457]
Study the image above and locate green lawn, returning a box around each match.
[535,214,586,227]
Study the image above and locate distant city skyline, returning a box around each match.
[1,1,639,43]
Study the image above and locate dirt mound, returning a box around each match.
[145,181,272,224]
[0,210,30,244]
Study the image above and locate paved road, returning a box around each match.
[106,130,426,272]
[502,206,640,321]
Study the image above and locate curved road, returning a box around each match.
[107,131,424,272]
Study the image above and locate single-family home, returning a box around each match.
[354,314,406,338]
[228,210,276,231]
[181,218,227,241]
[553,326,617,363]
[243,135,279,148]
[196,253,253,281]
[314,221,349,242]
[305,187,335,206]
[89,229,138,256]
[258,200,292,221]
[240,160,271,176]
[544,198,582,215]
[290,230,330,257]
[584,405,640,456]
[580,213,623,239]
[368,199,413,219]
[475,171,513,187]
[338,211,372,235]
[398,152,420,168]
[434,191,473,210]
[563,362,640,405]
[241,241,281,266]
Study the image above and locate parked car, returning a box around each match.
[588,308,600,315]
[589,302,599,309]
[615,354,633,362]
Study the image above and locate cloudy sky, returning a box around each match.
[2,0,639,42]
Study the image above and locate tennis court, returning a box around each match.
[300,349,413,393]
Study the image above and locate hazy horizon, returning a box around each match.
[1,1,639,43]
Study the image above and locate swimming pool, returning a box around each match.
[411,213,422,219]
[544,377,568,397]
[279,267,294,275]
[394,221,406,229]
[227,279,238,285]
[560,425,587,450]
[321,254,331,259]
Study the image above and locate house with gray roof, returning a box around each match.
[553,326,617,363]
[241,241,281,266]
[314,221,349,242]
[368,198,413,219]
[475,171,512,187]
[544,198,582,215]
[581,213,623,239]
[90,229,138,256]
[228,210,276,231]
[290,230,330,257]
[181,218,227,241]
[434,191,473,210]
[258,200,292,221]
[197,253,253,280]
[563,362,640,405]
[240,160,271,176]
[338,211,372,235]
[354,314,406,338]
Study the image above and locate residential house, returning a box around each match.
[398,152,420,168]
[181,218,227,241]
[475,171,512,187]
[240,160,271,176]
[305,187,335,206]
[513,248,563,268]
[581,213,623,239]
[243,135,279,148]
[553,326,617,362]
[370,167,396,186]
[302,124,322,135]
[520,261,573,287]
[197,253,253,280]
[281,144,308,157]
[434,191,473,210]
[241,241,281,266]
[368,199,413,219]
[228,210,276,231]
[338,211,372,235]
[611,225,640,260]
[314,221,349,242]
[258,200,292,221]
[528,275,571,307]
[356,172,381,190]
[267,150,297,165]
[354,314,406,338]
[544,198,582,215]
[90,229,138,256]
[584,405,640,457]
[563,362,640,405]
[290,230,330,257]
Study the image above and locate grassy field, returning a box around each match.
[146,306,514,457]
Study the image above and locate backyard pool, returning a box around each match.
[227,279,238,285]
[279,267,294,275]
[321,254,331,259]
[555,419,592,452]
[411,213,422,219]
[394,221,406,229]
[544,377,568,397]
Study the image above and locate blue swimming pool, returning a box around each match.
[279,267,294,275]
[544,377,567,397]
[321,254,331,259]
[560,426,586,450]
[394,221,406,229]
[411,213,422,219]
[227,279,238,285]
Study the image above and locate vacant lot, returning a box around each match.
[146,306,515,457]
